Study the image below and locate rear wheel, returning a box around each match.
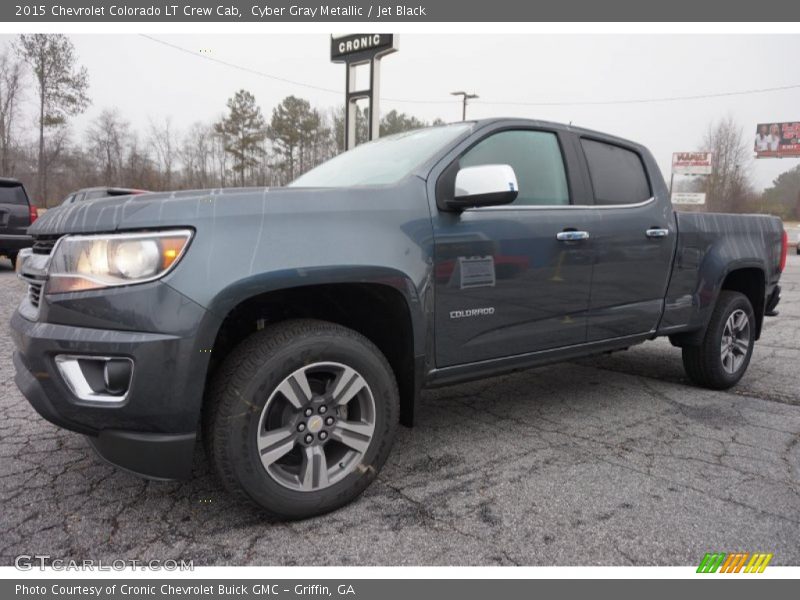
[205,319,399,519]
[682,291,755,390]
[7,252,17,269]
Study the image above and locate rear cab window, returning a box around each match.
[580,138,651,205]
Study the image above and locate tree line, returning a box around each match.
[0,34,797,218]
[0,34,440,207]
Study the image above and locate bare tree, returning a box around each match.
[0,48,25,174]
[40,124,71,207]
[86,108,129,184]
[181,122,217,189]
[17,34,90,204]
[148,116,177,189]
[700,116,753,212]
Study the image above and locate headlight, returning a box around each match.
[46,229,193,294]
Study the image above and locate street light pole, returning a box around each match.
[450,91,479,121]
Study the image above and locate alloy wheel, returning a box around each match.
[256,362,376,491]
[720,309,750,375]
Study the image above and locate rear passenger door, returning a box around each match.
[578,138,677,341]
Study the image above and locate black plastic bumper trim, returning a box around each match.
[87,430,196,481]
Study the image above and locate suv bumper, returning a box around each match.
[10,282,219,480]
[0,233,32,253]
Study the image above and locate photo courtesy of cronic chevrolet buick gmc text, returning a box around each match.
[11,119,787,519]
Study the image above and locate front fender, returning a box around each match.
[202,265,428,358]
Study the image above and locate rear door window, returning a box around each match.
[580,139,651,205]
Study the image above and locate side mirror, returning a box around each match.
[448,164,518,210]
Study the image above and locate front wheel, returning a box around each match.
[205,319,399,519]
[682,291,755,390]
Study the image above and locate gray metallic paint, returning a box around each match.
[14,118,785,479]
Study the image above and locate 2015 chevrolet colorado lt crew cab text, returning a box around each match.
[11,119,788,518]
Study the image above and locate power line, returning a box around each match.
[139,34,800,109]
[138,34,453,105]
[471,83,800,107]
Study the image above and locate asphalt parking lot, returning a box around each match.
[1,255,798,566]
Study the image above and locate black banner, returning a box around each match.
[4,0,800,22]
[4,579,800,600]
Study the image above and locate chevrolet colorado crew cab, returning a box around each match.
[12,119,787,519]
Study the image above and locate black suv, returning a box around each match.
[0,178,36,268]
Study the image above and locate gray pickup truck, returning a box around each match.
[11,119,787,519]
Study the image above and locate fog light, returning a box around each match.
[55,355,134,403]
[103,359,133,395]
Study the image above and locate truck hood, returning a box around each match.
[28,187,296,236]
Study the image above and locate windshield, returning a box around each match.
[289,123,472,188]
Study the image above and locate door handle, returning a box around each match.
[645,228,669,238]
[556,230,589,241]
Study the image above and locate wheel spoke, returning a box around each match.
[331,420,374,454]
[734,338,749,354]
[300,445,329,490]
[733,312,747,331]
[258,426,295,467]
[276,369,313,409]
[331,366,367,406]
[723,351,735,373]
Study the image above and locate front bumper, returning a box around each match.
[10,280,220,480]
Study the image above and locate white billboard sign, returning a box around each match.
[671,192,706,205]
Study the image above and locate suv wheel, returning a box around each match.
[682,291,755,390]
[205,319,399,519]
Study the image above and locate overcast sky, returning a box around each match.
[3,33,799,189]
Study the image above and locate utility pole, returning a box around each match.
[450,91,479,121]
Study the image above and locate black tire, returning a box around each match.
[204,318,399,519]
[7,252,17,270]
[682,291,755,390]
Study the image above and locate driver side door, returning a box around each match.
[432,128,595,368]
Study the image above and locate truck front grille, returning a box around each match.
[32,236,59,255]
[19,273,45,308]
[24,235,60,309]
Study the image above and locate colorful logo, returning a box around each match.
[697,552,773,573]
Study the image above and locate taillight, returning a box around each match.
[29,204,38,224]
[779,230,788,272]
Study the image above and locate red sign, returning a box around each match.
[672,152,713,175]
[755,122,800,158]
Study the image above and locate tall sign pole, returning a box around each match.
[331,34,398,150]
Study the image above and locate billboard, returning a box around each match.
[754,122,800,158]
[672,152,713,175]
[671,192,706,205]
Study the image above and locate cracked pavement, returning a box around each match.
[1,255,798,566]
